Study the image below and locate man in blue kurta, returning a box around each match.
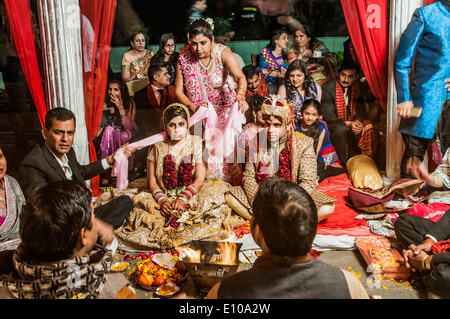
[394,0,450,178]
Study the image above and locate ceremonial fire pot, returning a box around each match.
[178,240,243,293]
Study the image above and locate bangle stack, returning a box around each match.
[177,185,198,204]
[153,189,168,205]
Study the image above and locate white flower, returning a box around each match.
[205,17,214,31]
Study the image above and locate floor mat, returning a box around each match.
[316,173,376,238]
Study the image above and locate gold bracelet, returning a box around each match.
[422,255,432,271]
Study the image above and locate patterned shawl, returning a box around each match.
[335,80,360,120]
[0,245,113,299]
[0,175,24,251]
[260,47,283,78]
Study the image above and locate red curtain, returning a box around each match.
[426,0,438,5]
[340,0,388,111]
[80,0,117,196]
[4,0,47,127]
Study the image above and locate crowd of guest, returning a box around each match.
[108,19,382,181]
[0,9,449,299]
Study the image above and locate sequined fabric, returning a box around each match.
[108,180,245,251]
[101,135,246,250]
[229,131,336,212]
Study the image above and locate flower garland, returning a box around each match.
[178,155,194,188]
[163,154,195,191]
[256,147,291,185]
[278,148,291,181]
[163,154,178,190]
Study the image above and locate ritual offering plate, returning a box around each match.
[134,258,187,291]
[111,261,130,272]
[155,282,180,298]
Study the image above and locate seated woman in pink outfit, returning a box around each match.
[98,78,138,184]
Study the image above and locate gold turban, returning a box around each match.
[261,95,294,125]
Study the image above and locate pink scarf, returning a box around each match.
[112,102,245,190]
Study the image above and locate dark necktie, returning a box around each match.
[157,88,164,106]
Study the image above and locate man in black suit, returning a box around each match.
[321,60,372,167]
[394,209,450,299]
[132,64,177,174]
[19,108,134,235]
[133,64,176,138]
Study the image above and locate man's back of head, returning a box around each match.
[19,180,94,263]
[252,178,318,258]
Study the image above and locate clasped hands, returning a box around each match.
[402,242,432,272]
[160,198,186,216]
[346,119,363,135]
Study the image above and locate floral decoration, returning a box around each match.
[178,155,194,188]
[256,147,291,185]
[163,154,195,191]
[163,154,178,190]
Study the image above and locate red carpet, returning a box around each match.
[316,174,376,237]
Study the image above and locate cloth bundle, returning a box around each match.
[347,178,427,213]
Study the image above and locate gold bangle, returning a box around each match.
[422,255,432,271]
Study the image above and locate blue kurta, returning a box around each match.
[394,0,450,139]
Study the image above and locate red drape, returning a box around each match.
[426,0,438,5]
[340,0,388,111]
[80,0,117,196]
[4,0,47,127]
